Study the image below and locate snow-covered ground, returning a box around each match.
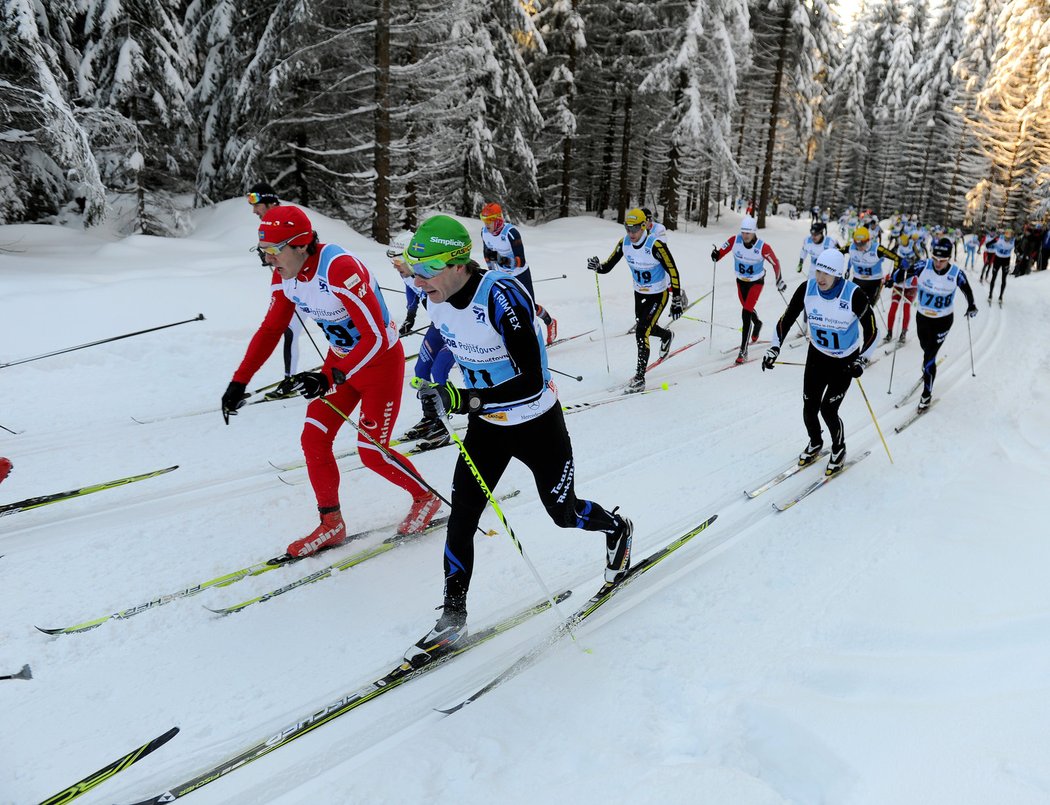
[1,202,1049,805]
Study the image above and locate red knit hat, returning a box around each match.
[258,205,313,246]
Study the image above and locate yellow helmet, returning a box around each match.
[853,226,870,242]
[624,208,648,227]
[899,233,910,245]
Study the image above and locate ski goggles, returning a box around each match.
[624,223,644,233]
[255,232,308,256]
[404,244,472,278]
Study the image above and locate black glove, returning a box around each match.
[289,368,345,399]
[710,247,720,262]
[417,381,477,418]
[586,256,601,272]
[797,260,804,274]
[221,381,249,424]
[497,255,512,268]
[398,310,417,337]
[761,346,780,371]
[670,294,684,320]
[847,357,867,378]
[776,276,787,293]
[966,304,978,319]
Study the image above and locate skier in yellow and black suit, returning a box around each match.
[588,208,683,393]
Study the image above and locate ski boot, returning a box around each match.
[604,509,633,583]
[286,508,346,558]
[825,444,846,476]
[397,492,442,536]
[405,603,468,667]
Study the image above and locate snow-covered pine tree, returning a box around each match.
[77,0,196,234]
[0,0,105,224]
[904,0,971,224]
[972,0,1050,227]
[641,0,748,229]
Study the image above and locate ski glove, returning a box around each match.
[797,260,804,274]
[586,256,601,272]
[417,381,480,419]
[776,276,787,293]
[398,310,417,338]
[710,247,720,262]
[966,304,978,319]
[289,368,346,399]
[670,294,684,321]
[847,357,867,378]
[761,346,780,371]
[221,381,249,424]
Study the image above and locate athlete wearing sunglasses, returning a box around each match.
[222,205,441,558]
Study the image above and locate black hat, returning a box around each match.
[248,182,279,204]
[931,237,953,259]
[811,221,826,234]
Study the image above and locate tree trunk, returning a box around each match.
[596,94,619,216]
[372,0,391,243]
[757,4,790,229]
[617,92,633,221]
[699,163,711,227]
[558,1,579,219]
[662,76,684,229]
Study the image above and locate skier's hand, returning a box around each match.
[710,247,720,262]
[776,276,787,293]
[289,368,345,400]
[586,256,601,272]
[221,381,249,424]
[670,294,684,321]
[761,346,780,371]
[847,357,867,378]
[797,260,804,274]
[418,381,476,418]
[398,311,417,337]
[966,304,978,319]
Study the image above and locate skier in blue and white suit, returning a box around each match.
[401,215,632,667]
[761,249,878,476]
[892,236,977,412]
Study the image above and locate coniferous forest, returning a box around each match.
[2,0,1048,239]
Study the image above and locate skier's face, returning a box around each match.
[413,263,469,304]
[815,270,837,290]
[259,240,308,279]
[625,223,645,244]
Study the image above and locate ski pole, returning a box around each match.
[773,360,806,366]
[534,274,567,283]
[549,366,583,382]
[0,314,205,369]
[887,330,899,394]
[856,378,893,464]
[708,258,717,350]
[777,288,807,339]
[966,314,976,377]
[435,415,574,637]
[0,423,20,435]
[594,270,610,374]
[0,664,31,681]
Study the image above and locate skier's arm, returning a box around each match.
[851,292,879,359]
[877,244,901,271]
[597,240,624,273]
[771,282,807,348]
[232,274,296,384]
[324,254,392,380]
[506,227,527,269]
[471,279,547,406]
[956,270,976,309]
[652,240,681,295]
[761,242,783,281]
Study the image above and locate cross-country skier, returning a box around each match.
[846,225,900,311]
[588,207,684,391]
[985,228,1015,305]
[892,237,977,411]
[479,203,557,345]
[761,249,878,475]
[798,221,840,278]
[400,215,633,665]
[884,231,924,343]
[221,205,441,557]
[710,216,786,364]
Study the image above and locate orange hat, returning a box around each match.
[480,202,503,221]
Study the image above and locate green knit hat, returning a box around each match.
[405,215,473,273]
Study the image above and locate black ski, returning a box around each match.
[437,513,719,714]
[119,595,569,804]
[0,466,178,518]
[40,726,179,805]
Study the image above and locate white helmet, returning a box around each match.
[740,216,757,233]
[385,231,412,259]
[815,249,845,278]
